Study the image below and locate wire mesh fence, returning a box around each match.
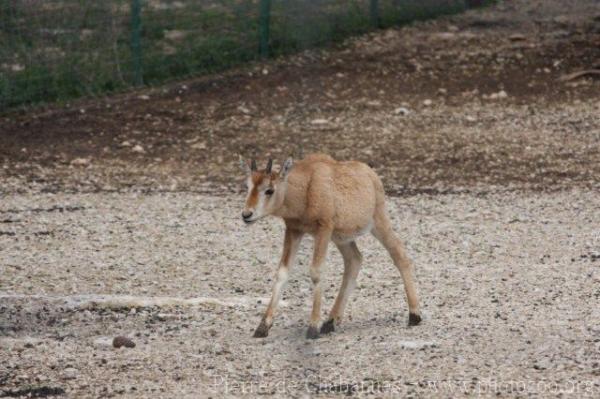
[0,0,484,110]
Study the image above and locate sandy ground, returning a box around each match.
[1,191,599,398]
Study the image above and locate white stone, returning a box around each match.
[393,107,411,116]
[63,367,78,380]
[70,158,90,167]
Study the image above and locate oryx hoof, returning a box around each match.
[320,319,335,334]
[408,312,422,326]
[306,326,320,339]
[253,320,270,338]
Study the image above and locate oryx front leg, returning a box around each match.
[321,241,362,334]
[253,228,303,338]
[306,228,331,339]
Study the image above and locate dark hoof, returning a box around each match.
[408,312,422,326]
[320,319,335,334]
[306,326,320,339]
[253,320,270,338]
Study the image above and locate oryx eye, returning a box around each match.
[265,188,274,196]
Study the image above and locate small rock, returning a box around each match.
[433,32,456,40]
[393,107,411,116]
[132,145,145,154]
[311,118,329,125]
[112,336,136,349]
[509,34,526,41]
[488,90,508,100]
[138,95,150,100]
[63,367,78,380]
[397,340,436,349]
[237,105,251,115]
[553,15,570,26]
[9,63,25,72]
[120,140,132,147]
[93,337,113,349]
[164,30,187,41]
[191,142,207,150]
[156,313,168,321]
[423,99,433,106]
[70,158,90,167]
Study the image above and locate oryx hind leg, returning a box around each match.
[321,241,362,334]
[306,228,332,339]
[371,208,421,326]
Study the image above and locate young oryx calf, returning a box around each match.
[240,153,421,339]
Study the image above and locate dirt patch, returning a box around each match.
[1,0,599,195]
[0,386,66,398]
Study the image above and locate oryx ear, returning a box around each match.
[280,158,293,180]
[238,154,250,174]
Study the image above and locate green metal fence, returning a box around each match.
[0,0,482,110]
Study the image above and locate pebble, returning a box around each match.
[237,105,251,115]
[70,158,90,167]
[488,90,508,100]
[509,33,527,41]
[93,337,113,349]
[393,107,411,116]
[112,336,136,349]
[397,340,437,350]
[63,367,78,380]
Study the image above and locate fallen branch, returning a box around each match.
[558,69,600,82]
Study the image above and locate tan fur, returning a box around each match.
[241,153,421,339]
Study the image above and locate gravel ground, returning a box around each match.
[1,191,599,398]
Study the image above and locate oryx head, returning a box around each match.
[239,156,293,224]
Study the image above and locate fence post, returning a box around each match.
[370,0,380,28]
[259,0,272,58]
[130,0,143,85]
